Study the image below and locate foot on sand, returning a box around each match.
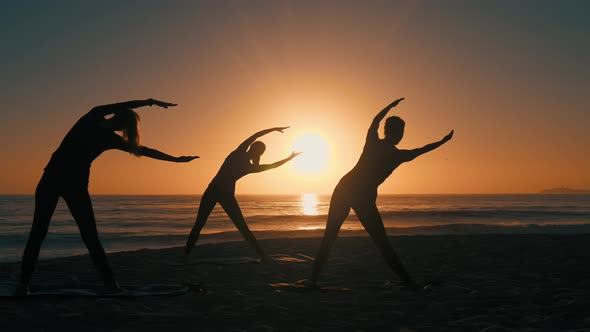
[13,283,30,296]
[103,282,125,295]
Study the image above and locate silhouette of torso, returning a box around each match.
[339,136,409,199]
[209,149,252,193]
[44,112,125,187]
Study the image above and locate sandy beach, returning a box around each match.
[2,233,590,331]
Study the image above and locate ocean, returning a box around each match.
[1,194,589,262]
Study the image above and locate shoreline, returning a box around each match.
[3,223,590,264]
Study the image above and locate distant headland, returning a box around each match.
[540,187,590,194]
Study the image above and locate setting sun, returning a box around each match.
[291,133,329,174]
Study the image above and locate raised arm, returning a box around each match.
[367,98,404,141]
[400,130,454,162]
[236,126,290,151]
[90,99,177,117]
[250,152,301,173]
[137,146,199,163]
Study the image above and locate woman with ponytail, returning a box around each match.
[184,127,300,260]
[16,99,198,295]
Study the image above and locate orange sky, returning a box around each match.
[1,1,589,195]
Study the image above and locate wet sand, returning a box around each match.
[2,234,590,331]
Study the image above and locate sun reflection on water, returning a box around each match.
[301,193,319,216]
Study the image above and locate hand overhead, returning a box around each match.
[443,130,454,143]
[275,126,290,133]
[148,99,177,109]
[380,98,405,113]
[390,97,405,108]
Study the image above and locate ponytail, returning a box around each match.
[121,110,141,156]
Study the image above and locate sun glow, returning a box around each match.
[291,133,329,174]
[301,193,319,216]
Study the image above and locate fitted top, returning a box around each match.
[209,149,255,193]
[341,133,413,191]
[44,111,127,185]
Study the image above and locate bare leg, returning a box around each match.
[184,188,217,254]
[63,190,119,289]
[353,203,413,284]
[311,189,351,284]
[218,196,268,260]
[18,179,59,292]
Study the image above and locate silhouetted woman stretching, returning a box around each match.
[311,98,453,287]
[185,127,300,259]
[17,99,198,295]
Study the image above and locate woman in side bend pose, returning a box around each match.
[310,98,454,287]
[16,99,198,295]
[184,127,301,260]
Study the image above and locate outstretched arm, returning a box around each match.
[137,146,199,163]
[400,130,454,162]
[251,152,301,173]
[367,98,404,141]
[90,99,177,117]
[236,127,290,151]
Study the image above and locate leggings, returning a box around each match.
[19,173,117,287]
[185,185,267,259]
[311,182,411,284]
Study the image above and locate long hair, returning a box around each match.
[118,109,141,156]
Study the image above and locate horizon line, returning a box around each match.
[1,192,587,196]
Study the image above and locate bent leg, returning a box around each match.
[63,190,118,289]
[311,190,350,284]
[19,180,59,288]
[185,189,217,254]
[353,203,413,284]
[219,196,267,260]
